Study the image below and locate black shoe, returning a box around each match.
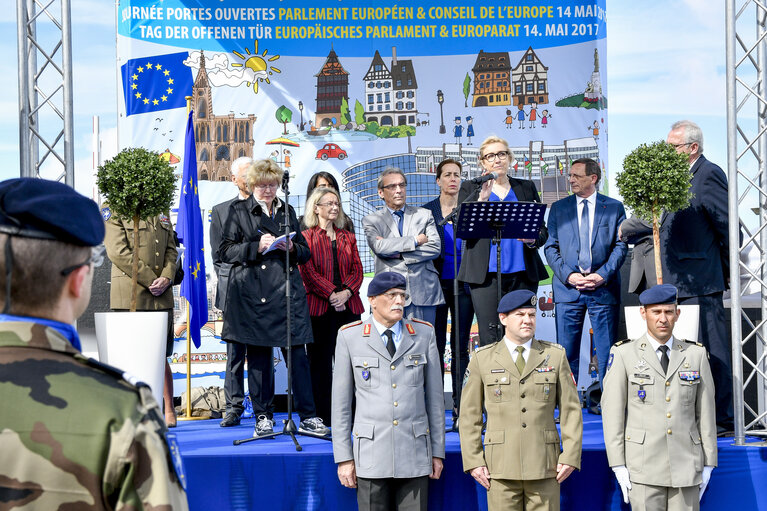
[219,412,241,427]
[299,417,330,436]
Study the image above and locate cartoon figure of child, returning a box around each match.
[528,102,538,128]
[269,150,279,162]
[284,149,292,170]
[466,116,475,145]
[541,109,551,128]
[517,104,526,129]
[504,109,513,129]
[589,120,599,140]
[453,116,463,143]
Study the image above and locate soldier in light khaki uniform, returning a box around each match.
[601,284,717,511]
[103,208,178,425]
[459,290,582,511]
[0,178,188,510]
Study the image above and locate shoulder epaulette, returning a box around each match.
[82,355,134,383]
[474,342,497,353]
[614,339,631,347]
[410,318,433,328]
[537,340,563,350]
[340,320,363,331]
[681,338,703,348]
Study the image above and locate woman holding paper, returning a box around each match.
[219,158,329,437]
[299,186,363,425]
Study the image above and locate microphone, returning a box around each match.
[470,172,498,185]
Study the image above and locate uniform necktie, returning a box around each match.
[394,210,404,236]
[578,199,591,271]
[658,344,670,374]
[384,329,396,357]
[515,345,526,374]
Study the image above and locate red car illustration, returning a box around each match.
[316,143,347,160]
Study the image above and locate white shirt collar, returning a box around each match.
[646,332,674,353]
[577,189,597,206]
[504,337,533,361]
[371,317,402,338]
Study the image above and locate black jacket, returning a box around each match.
[456,178,549,285]
[219,195,314,347]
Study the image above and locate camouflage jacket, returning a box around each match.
[0,321,189,510]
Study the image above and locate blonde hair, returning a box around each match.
[478,135,514,163]
[246,159,282,189]
[303,187,349,230]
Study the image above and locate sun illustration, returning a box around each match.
[232,40,281,94]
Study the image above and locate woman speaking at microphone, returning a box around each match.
[457,135,548,346]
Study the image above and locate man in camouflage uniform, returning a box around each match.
[0,178,188,510]
[103,204,177,426]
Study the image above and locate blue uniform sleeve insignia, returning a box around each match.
[101,207,111,221]
[166,432,187,490]
[607,353,614,372]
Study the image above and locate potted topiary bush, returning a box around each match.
[94,147,177,406]
[616,141,692,284]
[96,147,176,310]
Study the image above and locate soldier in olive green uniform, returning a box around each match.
[0,178,188,510]
[601,284,717,511]
[103,208,178,425]
[459,290,582,511]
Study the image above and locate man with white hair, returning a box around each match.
[620,120,732,434]
[211,156,252,427]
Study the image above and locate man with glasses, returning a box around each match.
[332,272,444,510]
[620,120,732,434]
[0,178,188,509]
[104,192,178,426]
[544,158,627,400]
[363,167,444,326]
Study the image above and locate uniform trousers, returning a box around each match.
[678,292,733,430]
[224,342,317,421]
[628,482,699,511]
[404,304,437,327]
[469,271,538,346]
[554,297,618,386]
[487,477,559,511]
[307,307,360,426]
[433,279,474,414]
[356,476,429,511]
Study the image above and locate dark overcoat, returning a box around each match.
[219,195,314,347]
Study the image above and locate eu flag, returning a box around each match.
[176,110,207,348]
[121,51,193,116]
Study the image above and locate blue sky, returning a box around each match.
[0,1,726,197]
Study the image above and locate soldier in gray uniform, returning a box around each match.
[601,284,717,511]
[332,272,445,511]
[0,178,188,510]
[459,289,582,511]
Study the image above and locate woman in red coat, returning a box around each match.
[300,186,364,425]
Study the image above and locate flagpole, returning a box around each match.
[179,95,205,421]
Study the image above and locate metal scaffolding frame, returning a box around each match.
[726,0,767,445]
[16,0,74,186]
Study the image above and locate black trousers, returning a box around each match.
[357,476,429,511]
[307,307,360,426]
[434,279,474,414]
[223,341,317,421]
[678,292,733,429]
[468,271,538,346]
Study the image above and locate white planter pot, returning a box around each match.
[95,311,168,407]
[624,304,700,341]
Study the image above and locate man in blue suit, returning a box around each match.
[545,158,627,391]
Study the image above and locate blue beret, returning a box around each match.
[639,284,678,306]
[497,290,537,313]
[0,178,104,246]
[368,272,407,297]
[454,116,460,121]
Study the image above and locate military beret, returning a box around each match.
[497,289,537,313]
[367,272,407,297]
[0,178,104,246]
[639,284,678,306]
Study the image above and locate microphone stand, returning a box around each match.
[440,183,481,432]
[234,170,330,449]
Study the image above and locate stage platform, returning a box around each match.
[174,410,767,511]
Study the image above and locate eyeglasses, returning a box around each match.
[670,142,691,149]
[481,151,510,162]
[382,291,409,301]
[381,182,407,191]
[60,245,106,276]
[254,183,280,191]
[317,201,340,208]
